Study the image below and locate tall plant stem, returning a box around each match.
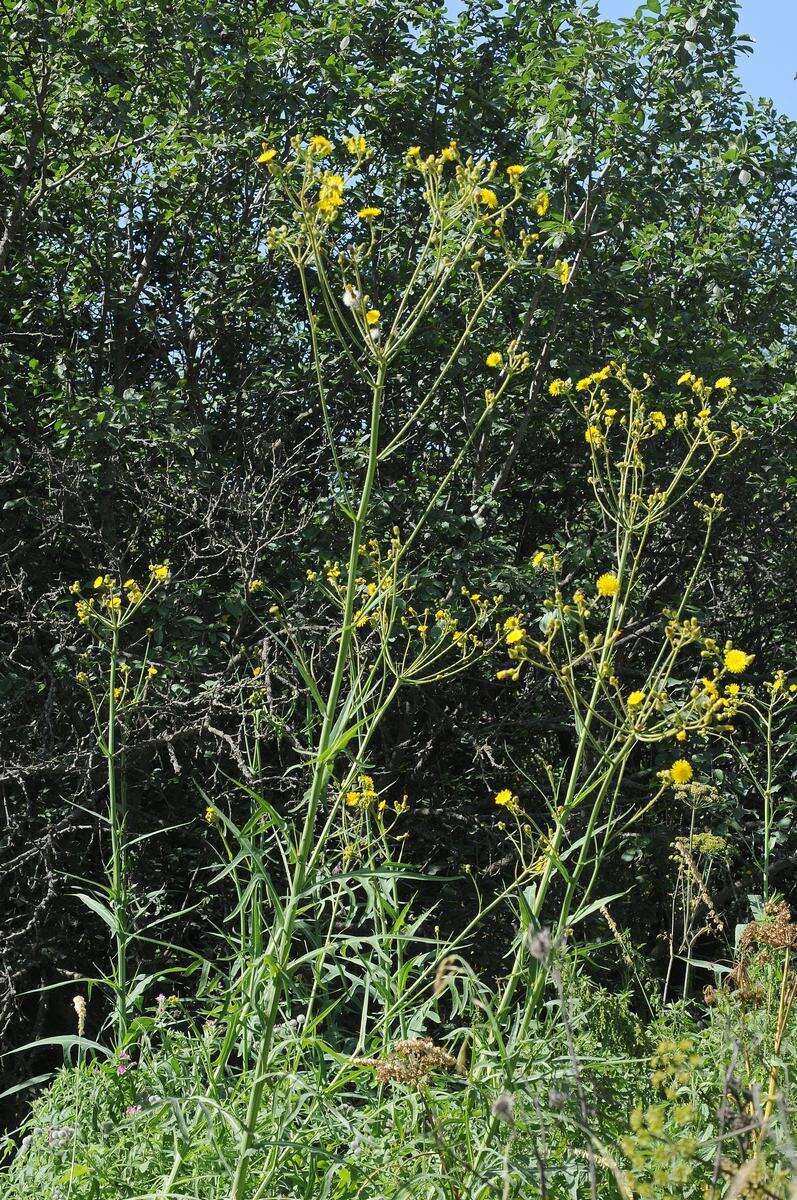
[106,619,128,1041]
[227,360,386,1200]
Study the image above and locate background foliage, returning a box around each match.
[1,0,795,1117]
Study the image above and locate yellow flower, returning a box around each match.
[714,376,732,389]
[676,729,687,742]
[248,578,264,593]
[505,628,526,645]
[257,144,277,164]
[357,206,381,220]
[724,648,753,674]
[318,172,345,216]
[365,309,380,326]
[494,788,515,807]
[439,140,458,162]
[478,187,499,209]
[534,190,550,216]
[150,563,170,582]
[126,587,142,604]
[650,410,666,430]
[406,145,421,159]
[670,759,693,785]
[531,550,546,568]
[93,575,105,589]
[485,351,503,369]
[106,595,122,611]
[204,805,218,825]
[549,378,569,396]
[627,690,645,708]
[345,790,361,807]
[584,425,603,447]
[346,135,367,155]
[506,164,526,179]
[596,572,619,597]
[69,581,81,594]
[556,259,570,286]
[308,135,333,156]
[677,371,693,386]
[147,666,158,678]
[725,682,740,695]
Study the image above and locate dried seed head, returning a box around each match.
[72,995,86,1038]
[491,1092,515,1124]
[526,926,552,962]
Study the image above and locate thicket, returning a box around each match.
[1,0,795,1196]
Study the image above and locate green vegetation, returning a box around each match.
[1,1,795,1196]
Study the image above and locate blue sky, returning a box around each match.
[599,0,796,116]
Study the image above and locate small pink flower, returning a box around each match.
[125,1105,142,1116]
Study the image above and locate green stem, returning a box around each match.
[107,619,128,1042]
[227,359,386,1200]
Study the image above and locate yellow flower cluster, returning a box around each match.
[345,774,378,809]
[576,364,612,392]
[534,189,549,216]
[318,171,345,218]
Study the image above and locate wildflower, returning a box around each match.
[485,351,503,369]
[318,171,345,216]
[406,145,421,159]
[627,690,645,708]
[534,190,550,216]
[494,788,516,807]
[106,595,122,611]
[204,805,218,824]
[357,206,381,220]
[69,580,81,594]
[257,144,277,164]
[308,134,333,156]
[147,666,158,678]
[549,377,569,396]
[150,563,170,582]
[365,308,380,326]
[248,578,264,594]
[649,410,666,430]
[506,164,525,179]
[670,759,693,785]
[478,187,499,209]
[677,371,694,386]
[439,140,458,162]
[76,599,93,623]
[346,134,367,155]
[556,259,570,286]
[584,424,603,447]
[531,550,546,568]
[596,572,619,597]
[76,671,89,686]
[714,376,732,389]
[676,729,687,742]
[724,647,753,674]
[345,790,361,807]
[725,682,740,695]
[505,627,526,645]
[93,575,105,589]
